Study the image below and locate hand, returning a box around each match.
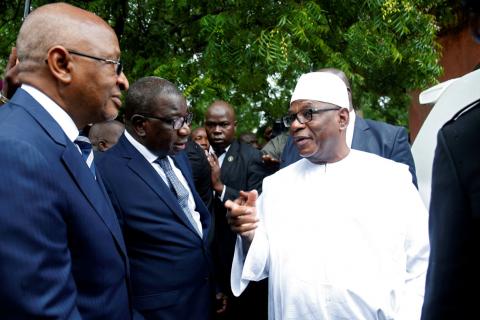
[215,292,228,314]
[206,151,224,193]
[2,47,20,99]
[225,190,259,242]
[262,153,280,168]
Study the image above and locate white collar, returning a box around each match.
[22,84,79,142]
[209,144,231,155]
[124,130,168,164]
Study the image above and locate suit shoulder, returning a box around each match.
[363,118,405,135]
[234,140,263,159]
[440,101,480,155]
[442,100,480,133]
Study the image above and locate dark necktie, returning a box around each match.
[74,135,96,178]
[156,157,202,236]
[213,146,226,157]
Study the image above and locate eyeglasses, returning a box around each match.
[135,112,193,130]
[68,49,123,75]
[282,107,340,127]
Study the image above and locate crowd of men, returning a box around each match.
[0,1,479,320]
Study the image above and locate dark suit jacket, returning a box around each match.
[184,140,215,246]
[212,140,270,319]
[96,134,214,320]
[281,115,417,186]
[213,140,268,287]
[185,140,213,213]
[421,102,480,319]
[0,88,131,319]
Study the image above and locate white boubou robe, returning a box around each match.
[231,149,429,320]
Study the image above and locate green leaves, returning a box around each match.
[0,0,450,131]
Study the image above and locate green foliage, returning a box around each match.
[1,0,450,131]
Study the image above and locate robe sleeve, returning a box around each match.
[230,194,270,297]
[397,165,430,320]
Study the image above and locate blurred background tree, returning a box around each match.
[1,0,460,133]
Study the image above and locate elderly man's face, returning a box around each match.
[141,94,190,156]
[69,25,129,124]
[289,99,348,164]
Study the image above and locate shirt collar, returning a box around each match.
[124,130,166,164]
[22,84,79,142]
[209,144,231,155]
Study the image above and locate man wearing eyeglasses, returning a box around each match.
[0,3,132,319]
[96,77,216,320]
[225,71,429,319]
[280,68,417,187]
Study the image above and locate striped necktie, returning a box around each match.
[75,134,96,178]
[156,157,202,236]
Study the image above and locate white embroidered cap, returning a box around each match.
[290,72,349,109]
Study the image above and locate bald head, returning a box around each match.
[89,120,125,152]
[206,100,236,122]
[14,3,128,130]
[17,3,114,73]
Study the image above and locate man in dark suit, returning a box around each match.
[96,77,215,320]
[205,100,270,319]
[0,3,132,319]
[184,138,216,249]
[281,68,417,186]
[421,0,480,318]
[185,139,214,214]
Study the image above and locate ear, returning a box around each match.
[338,108,349,131]
[130,115,147,137]
[45,46,73,84]
[98,140,107,151]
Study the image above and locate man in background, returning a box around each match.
[239,132,260,149]
[191,127,210,152]
[89,119,125,151]
[205,100,270,319]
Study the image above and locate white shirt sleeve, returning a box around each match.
[230,195,270,297]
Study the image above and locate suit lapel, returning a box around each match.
[13,89,127,257]
[220,140,238,183]
[120,136,202,238]
[62,141,127,257]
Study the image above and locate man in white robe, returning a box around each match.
[225,71,429,320]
